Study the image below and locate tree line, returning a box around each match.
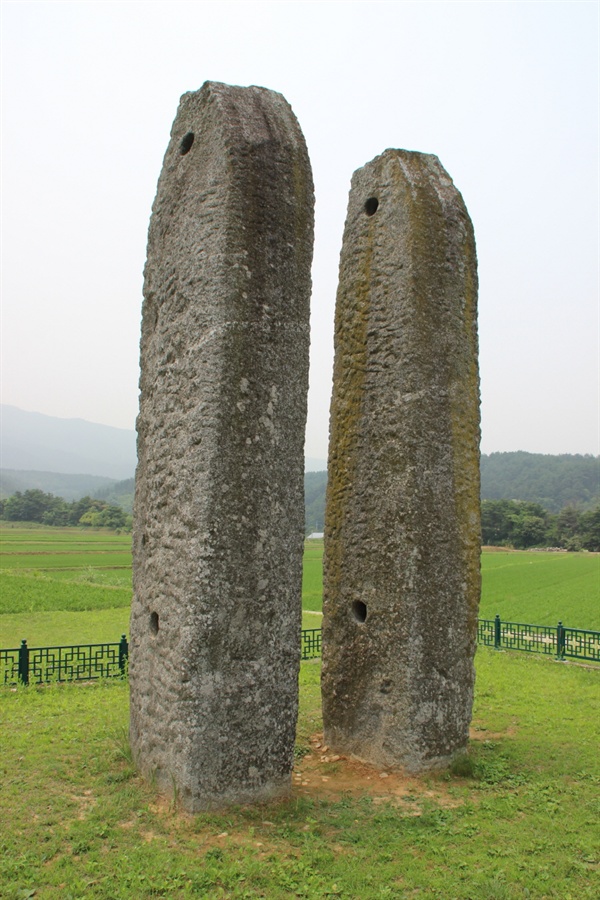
[0,489,131,530]
[481,499,599,551]
[2,487,599,551]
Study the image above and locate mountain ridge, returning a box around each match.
[1,405,137,480]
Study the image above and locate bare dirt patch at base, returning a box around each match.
[469,724,517,742]
[291,733,464,810]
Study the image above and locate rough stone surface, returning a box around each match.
[130,81,314,810]
[321,149,480,773]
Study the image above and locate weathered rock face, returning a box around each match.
[130,82,314,810]
[321,149,480,773]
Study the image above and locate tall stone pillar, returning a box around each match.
[322,149,480,772]
[130,82,314,810]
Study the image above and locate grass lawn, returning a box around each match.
[1,648,598,899]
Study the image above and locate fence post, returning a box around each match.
[118,634,129,675]
[18,640,29,685]
[494,615,501,650]
[556,621,565,660]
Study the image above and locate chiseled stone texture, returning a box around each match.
[130,82,314,810]
[322,149,480,773]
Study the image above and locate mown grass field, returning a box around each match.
[1,650,598,899]
[1,526,598,647]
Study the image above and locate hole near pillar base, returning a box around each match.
[150,611,159,635]
[352,600,367,623]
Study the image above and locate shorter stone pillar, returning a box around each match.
[321,149,481,772]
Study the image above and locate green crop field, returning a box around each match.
[1,527,598,650]
[303,540,599,630]
[480,550,599,627]
[0,528,131,577]
[302,540,324,613]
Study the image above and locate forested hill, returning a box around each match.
[304,452,599,532]
[480,452,599,512]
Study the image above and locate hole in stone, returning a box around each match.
[150,611,159,635]
[179,132,194,155]
[352,600,367,623]
[364,197,379,216]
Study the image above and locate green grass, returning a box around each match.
[0,608,131,647]
[1,650,598,899]
[1,604,320,649]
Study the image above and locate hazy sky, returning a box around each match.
[2,0,598,460]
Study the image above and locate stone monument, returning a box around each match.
[130,82,314,810]
[321,149,480,772]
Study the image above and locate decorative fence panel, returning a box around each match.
[1,636,129,686]
[562,626,600,662]
[476,616,599,662]
[301,628,322,660]
[2,618,598,686]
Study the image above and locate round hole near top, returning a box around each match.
[150,611,159,635]
[179,132,195,155]
[364,197,379,216]
[352,600,368,623]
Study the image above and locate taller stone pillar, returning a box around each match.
[130,82,314,810]
[322,149,480,772]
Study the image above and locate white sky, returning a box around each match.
[1,0,598,460]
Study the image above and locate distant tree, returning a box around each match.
[98,504,127,529]
[0,489,131,530]
[579,507,600,552]
[68,496,104,526]
[79,503,126,528]
[481,499,514,545]
[550,506,581,549]
[3,489,63,522]
[41,501,70,526]
[481,499,553,548]
[510,514,549,549]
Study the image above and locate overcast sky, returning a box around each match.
[1,0,598,461]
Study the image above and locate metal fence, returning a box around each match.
[301,627,322,660]
[1,629,323,686]
[478,616,600,662]
[2,618,598,686]
[1,636,129,686]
